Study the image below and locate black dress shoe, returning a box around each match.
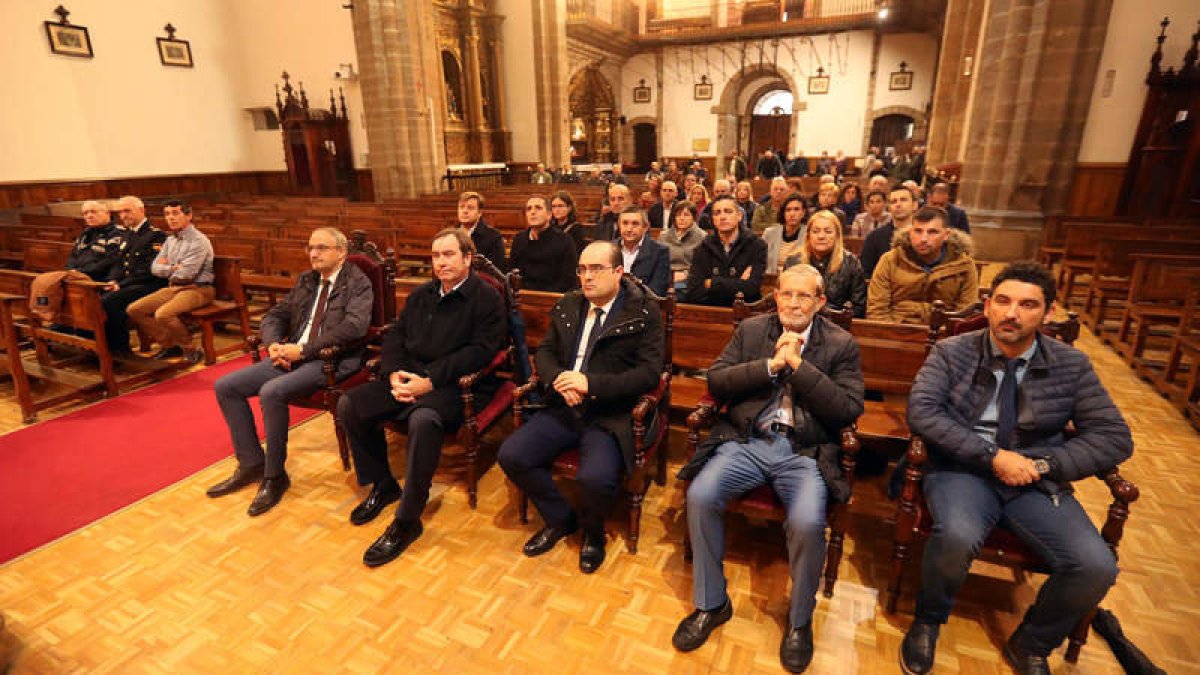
[246,473,290,517]
[350,481,402,526]
[183,348,204,365]
[206,464,264,498]
[900,622,940,675]
[671,598,733,652]
[522,517,578,557]
[363,518,423,568]
[579,530,606,574]
[153,346,184,360]
[780,622,814,673]
[1003,635,1051,675]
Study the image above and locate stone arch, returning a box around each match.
[862,105,928,155]
[712,63,802,161]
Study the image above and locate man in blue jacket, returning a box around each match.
[900,262,1133,675]
[616,207,670,296]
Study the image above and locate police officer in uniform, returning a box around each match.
[101,196,167,356]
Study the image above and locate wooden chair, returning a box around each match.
[372,254,519,508]
[182,256,252,365]
[682,295,861,597]
[510,279,676,554]
[246,251,398,470]
[1111,253,1200,367]
[887,313,1138,663]
[1153,282,1200,424]
[0,293,35,423]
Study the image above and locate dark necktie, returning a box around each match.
[310,280,331,338]
[581,307,605,370]
[995,358,1024,449]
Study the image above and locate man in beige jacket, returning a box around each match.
[866,206,978,324]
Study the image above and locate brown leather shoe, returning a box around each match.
[247,473,291,517]
[206,464,264,498]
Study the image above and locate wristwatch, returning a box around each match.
[1033,458,1051,476]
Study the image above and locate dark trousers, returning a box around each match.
[498,409,624,538]
[214,357,358,477]
[916,470,1118,656]
[336,379,445,522]
[101,281,164,352]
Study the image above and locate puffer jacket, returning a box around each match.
[866,226,978,324]
[908,328,1133,496]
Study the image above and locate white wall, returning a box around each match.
[1078,1,1198,163]
[0,0,363,183]
[497,0,540,163]
[872,32,937,113]
[627,30,916,157]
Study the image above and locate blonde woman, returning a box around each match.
[785,209,867,317]
[687,184,710,213]
[735,180,758,221]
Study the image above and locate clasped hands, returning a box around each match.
[768,331,804,374]
[991,449,1041,486]
[390,370,433,403]
[267,342,304,370]
[552,370,589,407]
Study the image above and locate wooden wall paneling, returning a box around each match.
[1067,163,1126,217]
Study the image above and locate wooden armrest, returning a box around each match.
[686,394,720,432]
[513,375,541,404]
[318,344,344,362]
[632,372,670,423]
[1099,468,1139,505]
[459,346,512,389]
[840,427,860,455]
[365,357,382,378]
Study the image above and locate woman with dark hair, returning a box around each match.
[660,200,706,293]
[785,209,867,317]
[549,190,586,253]
[839,182,863,224]
[761,193,807,273]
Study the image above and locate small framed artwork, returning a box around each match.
[890,62,912,90]
[632,79,651,104]
[808,75,830,95]
[45,19,93,58]
[694,75,712,101]
[157,24,193,68]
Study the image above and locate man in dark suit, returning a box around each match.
[100,195,167,355]
[646,181,679,232]
[672,264,863,673]
[455,191,509,271]
[589,183,630,242]
[499,241,664,574]
[210,227,374,516]
[617,207,670,296]
[926,182,971,233]
[337,228,507,567]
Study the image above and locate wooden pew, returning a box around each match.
[1057,223,1200,303]
[1080,238,1200,332]
[182,256,251,365]
[1110,253,1200,369]
[1151,281,1200,413]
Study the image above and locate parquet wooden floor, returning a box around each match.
[1,316,1198,673]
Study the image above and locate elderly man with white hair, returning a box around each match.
[67,200,123,281]
[100,195,167,356]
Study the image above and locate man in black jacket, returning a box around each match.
[899,262,1133,675]
[499,241,664,574]
[67,200,123,281]
[617,207,670,296]
[589,183,631,242]
[337,229,507,568]
[210,227,375,516]
[509,195,577,292]
[926,182,971,233]
[456,191,508,271]
[100,196,167,355]
[858,185,915,278]
[684,195,768,306]
[673,264,863,672]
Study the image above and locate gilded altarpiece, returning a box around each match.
[436,1,511,164]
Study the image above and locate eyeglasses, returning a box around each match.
[576,264,614,277]
[777,291,820,305]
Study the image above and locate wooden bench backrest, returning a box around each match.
[60,281,107,333]
[1094,238,1200,279]
[21,239,74,272]
[211,237,265,272]
[1128,254,1200,305]
[211,256,245,304]
[850,319,932,394]
[1063,224,1200,262]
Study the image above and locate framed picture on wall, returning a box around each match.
[694,75,712,101]
[889,71,913,91]
[45,21,93,58]
[632,79,651,103]
[807,75,830,95]
[158,37,193,67]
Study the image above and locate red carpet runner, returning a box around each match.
[0,355,323,564]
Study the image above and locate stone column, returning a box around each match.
[350,0,447,198]
[460,8,488,162]
[482,14,512,160]
[930,0,1112,259]
[531,0,571,168]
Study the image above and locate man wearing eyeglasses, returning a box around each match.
[499,241,665,575]
[210,227,374,517]
[673,264,863,673]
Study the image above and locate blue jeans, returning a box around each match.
[916,470,1118,656]
[686,433,827,627]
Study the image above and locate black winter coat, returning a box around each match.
[535,277,665,471]
[470,220,509,273]
[683,226,768,306]
[677,314,864,503]
[67,224,122,281]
